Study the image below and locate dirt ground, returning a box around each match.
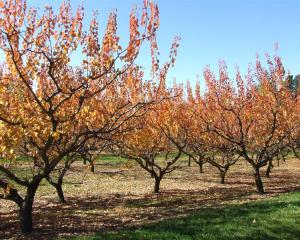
[1,158,300,239]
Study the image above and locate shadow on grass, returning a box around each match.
[91,191,300,240]
[1,187,299,239]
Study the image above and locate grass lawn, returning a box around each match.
[97,154,126,163]
[67,191,300,240]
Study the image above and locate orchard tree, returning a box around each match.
[202,56,298,193]
[184,82,240,183]
[287,96,300,159]
[183,80,209,173]
[0,0,176,234]
[205,144,240,184]
[45,152,78,204]
[116,83,187,193]
[46,138,110,203]
[289,131,300,159]
[185,142,209,173]
[78,139,109,173]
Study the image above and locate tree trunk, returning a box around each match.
[254,167,265,194]
[90,160,95,173]
[199,162,204,173]
[265,160,273,178]
[83,157,87,165]
[46,174,67,203]
[154,177,161,193]
[20,200,33,234]
[220,170,226,184]
[19,184,39,234]
[53,182,66,203]
[187,156,191,167]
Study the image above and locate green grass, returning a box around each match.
[63,191,300,240]
[95,154,129,165]
[95,153,189,165]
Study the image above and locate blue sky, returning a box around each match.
[26,0,300,84]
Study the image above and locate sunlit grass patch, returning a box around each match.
[66,191,300,240]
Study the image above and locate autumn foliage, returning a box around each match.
[0,0,178,233]
[186,56,298,192]
[116,81,188,193]
[0,0,299,236]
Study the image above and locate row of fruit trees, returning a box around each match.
[0,0,299,234]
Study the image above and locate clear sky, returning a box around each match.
[27,0,300,84]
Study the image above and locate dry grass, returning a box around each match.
[0,157,299,239]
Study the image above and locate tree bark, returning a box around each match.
[187,156,191,167]
[199,162,204,173]
[90,160,95,173]
[46,173,67,203]
[265,160,273,178]
[254,167,265,194]
[19,184,39,234]
[220,170,226,184]
[53,181,66,203]
[154,177,161,193]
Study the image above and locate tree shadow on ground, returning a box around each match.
[0,161,299,239]
[1,185,299,239]
[94,194,300,240]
